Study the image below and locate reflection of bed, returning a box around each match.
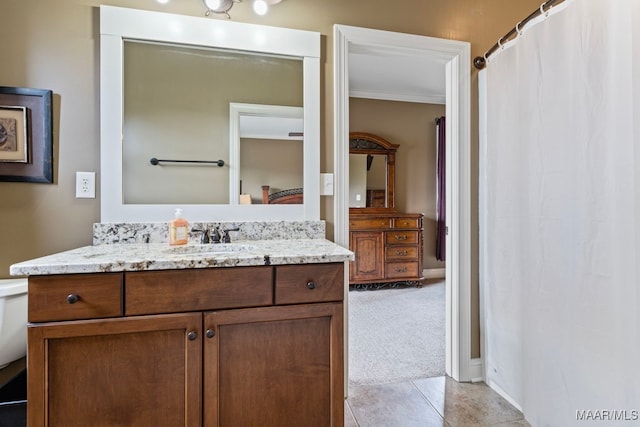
[261,185,303,204]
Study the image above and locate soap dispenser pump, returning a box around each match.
[169,208,189,245]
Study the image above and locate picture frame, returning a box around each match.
[0,86,53,183]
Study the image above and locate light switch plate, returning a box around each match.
[320,173,334,196]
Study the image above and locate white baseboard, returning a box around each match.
[485,378,523,412]
[423,268,446,279]
[469,358,484,383]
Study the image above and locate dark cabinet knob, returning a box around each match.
[187,331,197,341]
[66,294,80,304]
[206,329,215,338]
[306,281,316,290]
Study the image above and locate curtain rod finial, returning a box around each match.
[474,56,486,70]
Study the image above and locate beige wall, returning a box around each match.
[349,98,446,271]
[0,0,542,358]
[240,138,303,204]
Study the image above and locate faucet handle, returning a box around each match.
[221,227,240,243]
[191,227,211,244]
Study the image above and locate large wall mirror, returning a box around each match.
[100,6,320,222]
[348,132,397,211]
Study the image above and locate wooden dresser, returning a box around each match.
[349,211,424,287]
[348,132,424,288]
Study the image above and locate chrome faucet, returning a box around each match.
[192,226,239,243]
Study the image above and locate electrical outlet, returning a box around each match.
[76,172,96,198]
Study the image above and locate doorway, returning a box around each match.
[333,25,475,383]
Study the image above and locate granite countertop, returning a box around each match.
[10,239,354,276]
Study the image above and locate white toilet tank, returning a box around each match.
[0,279,28,369]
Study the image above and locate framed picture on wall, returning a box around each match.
[0,105,28,163]
[0,86,53,183]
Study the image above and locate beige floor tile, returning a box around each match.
[347,381,448,427]
[492,420,532,426]
[345,400,359,427]
[412,376,525,427]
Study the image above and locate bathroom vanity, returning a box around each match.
[11,222,352,427]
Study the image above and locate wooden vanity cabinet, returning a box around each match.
[27,263,345,427]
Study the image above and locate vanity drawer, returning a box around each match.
[275,263,344,305]
[125,266,273,315]
[393,218,420,229]
[385,262,420,279]
[349,218,391,230]
[385,246,419,261]
[28,273,123,322]
[386,231,419,245]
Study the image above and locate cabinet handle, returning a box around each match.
[206,329,215,338]
[395,250,408,256]
[306,281,316,290]
[395,267,408,273]
[66,294,80,304]
[187,331,198,341]
[394,235,408,241]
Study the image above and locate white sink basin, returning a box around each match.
[164,244,257,255]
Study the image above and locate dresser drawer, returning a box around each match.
[125,267,273,315]
[275,263,344,305]
[385,262,421,279]
[385,231,419,245]
[29,273,123,322]
[385,246,419,261]
[393,218,420,229]
[349,218,391,230]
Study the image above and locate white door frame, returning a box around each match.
[333,24,476,382]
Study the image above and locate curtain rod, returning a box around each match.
[473,0,566,70]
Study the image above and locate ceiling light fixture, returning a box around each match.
[202,0,283,19]
[202,0,240,19]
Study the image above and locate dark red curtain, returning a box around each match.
[435,116,446,261]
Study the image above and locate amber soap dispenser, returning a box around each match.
[169,208,189,245]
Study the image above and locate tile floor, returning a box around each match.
[345,376,530,427]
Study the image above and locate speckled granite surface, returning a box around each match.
[11,240,353,276]
[11,221,352,276]
[93,221,326,245]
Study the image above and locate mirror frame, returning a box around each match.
[349,132,398,213]
[100,6,320,222]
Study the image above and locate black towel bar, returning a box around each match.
[149,157,225,167]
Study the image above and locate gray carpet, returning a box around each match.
[348,281,446,386]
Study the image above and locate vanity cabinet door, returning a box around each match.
[203,303,344,427]
[28,313,202,427]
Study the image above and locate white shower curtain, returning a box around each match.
[480,1,640,425]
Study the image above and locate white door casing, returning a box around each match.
[333,24,474,382]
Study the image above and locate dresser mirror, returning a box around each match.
[100,6,320,222]
[348,132,398,211]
